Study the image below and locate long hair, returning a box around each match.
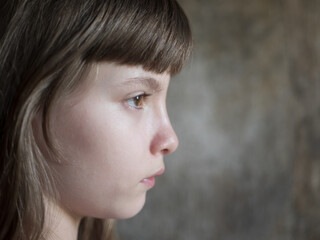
[0,0,192,239]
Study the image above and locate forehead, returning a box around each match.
[64,62,170,103]
[94,63,171,89]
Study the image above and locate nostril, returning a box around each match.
[161,149,169,155]
[150,125,179,156]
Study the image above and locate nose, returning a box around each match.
[150,118,179,156]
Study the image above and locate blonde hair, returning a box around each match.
[0,0,192,239]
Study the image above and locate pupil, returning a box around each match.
[134,96,141,106]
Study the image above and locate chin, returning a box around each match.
[95,194,147,220]
[114,196,147,219]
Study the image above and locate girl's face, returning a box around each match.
[39,63,178,219]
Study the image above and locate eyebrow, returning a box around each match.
[120,77,163,92]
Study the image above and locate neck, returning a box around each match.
[43,199,81,240]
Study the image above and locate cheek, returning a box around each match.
[55,109,144,167]
[49,102,150,218]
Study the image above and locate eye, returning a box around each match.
[127,93,151,109]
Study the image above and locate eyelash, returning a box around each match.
[126,93,151,109]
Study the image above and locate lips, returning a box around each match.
[141,168,165,188]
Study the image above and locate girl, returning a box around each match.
[0,0,192,239]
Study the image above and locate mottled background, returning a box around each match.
[117,0,320,239]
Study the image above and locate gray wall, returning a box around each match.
[118,0,320,239]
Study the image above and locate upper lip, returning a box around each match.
[154,168,165,177]
[146,168,165,179]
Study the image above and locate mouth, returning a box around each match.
[141,168,165,188]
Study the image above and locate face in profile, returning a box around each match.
[35,63,179,219]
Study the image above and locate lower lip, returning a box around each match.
[141,177,155,188]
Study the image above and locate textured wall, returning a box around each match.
[117,0,320,239]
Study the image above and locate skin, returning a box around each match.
[34,63,178,239]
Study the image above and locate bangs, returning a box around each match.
[83,0,193,75]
